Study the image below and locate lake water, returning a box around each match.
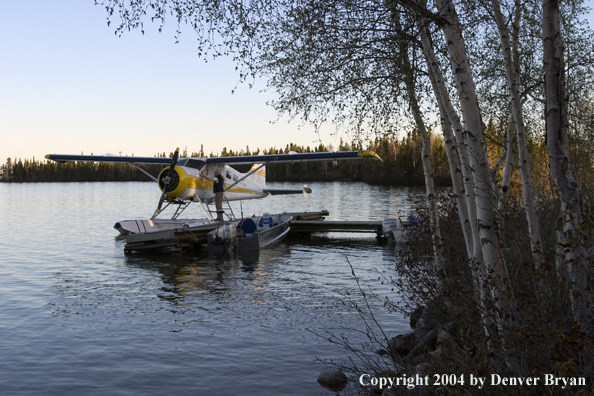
[0,181,417,395]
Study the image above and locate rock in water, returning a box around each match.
[388,333,417,356]
[317,368,348,392]
[410,305,424,329]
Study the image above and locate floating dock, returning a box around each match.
[289,220,382,236]
[122,210,398,252]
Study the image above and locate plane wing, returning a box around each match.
[202,150,382,165]
[45,150,382,165]
[44,154,173,164]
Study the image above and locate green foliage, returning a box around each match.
[0,157,165,183]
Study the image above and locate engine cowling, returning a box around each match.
[157,166,198,200]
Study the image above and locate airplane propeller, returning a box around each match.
[152,147,179,219]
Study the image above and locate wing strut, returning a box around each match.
[130,163,158,182]
[192,195,215,221]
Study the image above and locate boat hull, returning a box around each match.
[206,213,292,252]
[237,215,292,251]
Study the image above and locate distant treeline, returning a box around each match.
[262,133,451,185]
[0,132,451,185]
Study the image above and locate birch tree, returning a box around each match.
[489,0,547,291]
[422,26,474,264]
[430,0,515,332]
[498,119,516,213]
[542,0,593,336]
[418,24,496,324]
[391,8,446,273]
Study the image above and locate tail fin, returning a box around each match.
[250,150,266,187]
[250,162,266,187]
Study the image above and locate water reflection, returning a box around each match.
[121,244,294,311]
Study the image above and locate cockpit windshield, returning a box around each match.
[183,159,205,170]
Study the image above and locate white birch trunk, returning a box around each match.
[418,22,487,309]
[435,0,513,330]
[498,120,516,213]
[498,0,520,215]
[418,10,493,335]
[491,0,546,281]
[394,13,445,273]
[543,0,593,336]
[419,24,473,263]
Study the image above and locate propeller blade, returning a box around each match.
[167,148,180,178]
[156,188,167,212]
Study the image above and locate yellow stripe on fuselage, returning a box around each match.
[161,167,264,199]
[226,185,262,194]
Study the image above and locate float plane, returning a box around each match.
[45,149,381,235]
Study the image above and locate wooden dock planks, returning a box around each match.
[288,220,383,235]
[122,210,392,252]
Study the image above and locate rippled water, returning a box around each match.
[0,181,417,395]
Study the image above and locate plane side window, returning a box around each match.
[233,174,238,181]
[226,172,232,180]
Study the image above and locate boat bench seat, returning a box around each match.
[241,218,257,237]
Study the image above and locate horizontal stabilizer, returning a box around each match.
[263,187,312,195]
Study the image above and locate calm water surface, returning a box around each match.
[0,182,416,395]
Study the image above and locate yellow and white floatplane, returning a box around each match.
[46,149,382,252]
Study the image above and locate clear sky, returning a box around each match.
[0,0,333,163]
[1,1,593,163]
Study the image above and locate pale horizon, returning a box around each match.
[1,1,593,164]
[0,1,346,164]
